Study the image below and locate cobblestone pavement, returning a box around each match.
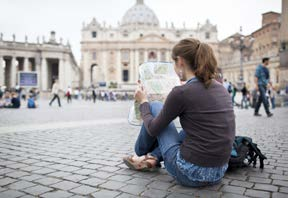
[0,100,288,198]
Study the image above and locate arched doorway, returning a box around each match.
[90,64,97,86]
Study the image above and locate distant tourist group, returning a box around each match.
[0,85,39,109]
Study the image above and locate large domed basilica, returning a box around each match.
[80,0,218,88]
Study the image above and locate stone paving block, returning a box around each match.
[32,168,55,175]
[109,175,133,182]
[248,176,272,184]
[99,180,127,190]
[73,168,96,175]
[47,171,72,178]
[230,180,254,188]
[0,187,7,192]
[0,189,25,198]
[7,180,36,190]
[253,183,279,192]
[20,165,42,172]
[247,171,270,178]
[221,193,249,198]
[91,189,121,198]
[148,181,174,191]
[58,166,80,172]
[69,185,99,195]
[116,193,140,198]
[126,177,151,186]
[272,180,288,187]
[142,188,167,198]
[166,193,192,198]
[79,177,106,187]
[271,174,288,181]
[220,185,246,195]
[35,177,62,185]
[5,163,28,169]
[81,164,103,170]
[114,168,135,176]
[6,171,30,178]
[20,174,44,181]
[23,185,53,196]
[63,174,88,182]
[245,189,270,198]
[91,171,115,179]
[51,181,80,191]
[0,178,17,186]
[119,184,146,196]
[41,190,73,198]
[98,166,120,173]
[272,192,288,198]
[21,159,40,164]
[279,186,288,193]
[153,175,174,182]
[0,168,14,175]
[20,195,35,198]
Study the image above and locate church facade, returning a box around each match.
[80,0,219,89]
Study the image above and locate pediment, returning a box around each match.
[136,34,170,43]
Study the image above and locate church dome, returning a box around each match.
[121,0,159,28]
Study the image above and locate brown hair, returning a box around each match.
[172,38,218,88]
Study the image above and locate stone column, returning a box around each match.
[35,55,41,88]
[144,50,148,62]
[41,58,48,91]
[59,58,65,91]
[102,50,107,83]
[10,57,17,88]
[135,50,139,81]
[116,49,122,83]
[166,50,170,62]
[157,50,161,62]
[0,56,4,86]
[130,50,134,83]
[24,57,29,71]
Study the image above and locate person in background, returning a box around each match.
[66,86,72,103]
[4,91,11,106]
[49,79,61,107]
[241,83,249,109]
[232,84,237,106]
[92,87,97,103]
[21,88,27,101]
[254,57,273,117]
[5,92,20,108]
[0,86,3,99]
[268,82,276,109]
[223,79,229,91]
[27,94,37,108]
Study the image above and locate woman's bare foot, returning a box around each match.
[131,155,157,167]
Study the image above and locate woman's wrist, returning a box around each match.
[140,99,148,105]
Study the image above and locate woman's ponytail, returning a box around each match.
[172,38,217,88]
[194,43,217,88]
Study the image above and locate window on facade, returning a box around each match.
[140,33,143,37]
[161,51,166,61]
[123,31,129,37]
[205,32,210,39]
[161,34,165,37]
[92,52,96,60]
[121,50,130,63]
[123,70,129,82]
[92,31,97,38]
[139,51,144,64]
[110,33,114,38]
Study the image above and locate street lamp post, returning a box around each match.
[229,27,254,89]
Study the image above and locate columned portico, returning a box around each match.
[0,56,4,86]
[10,57,17,88]
[41,57,48,91]
[59,58,65,90]
[23,57,29,71]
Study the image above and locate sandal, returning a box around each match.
[123,154,159,172]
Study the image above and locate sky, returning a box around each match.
[0,0,282,63]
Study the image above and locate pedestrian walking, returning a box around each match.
[254,57,273,117]
[241,83,249,109]
[66,86,72,103]
[92,88,97,103]
[49,80,61,107]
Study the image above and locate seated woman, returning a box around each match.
[123,38,235,187]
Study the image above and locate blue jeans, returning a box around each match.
[134,101,220,187]
[255,85,270,115]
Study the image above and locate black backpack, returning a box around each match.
[228,136,267,170]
